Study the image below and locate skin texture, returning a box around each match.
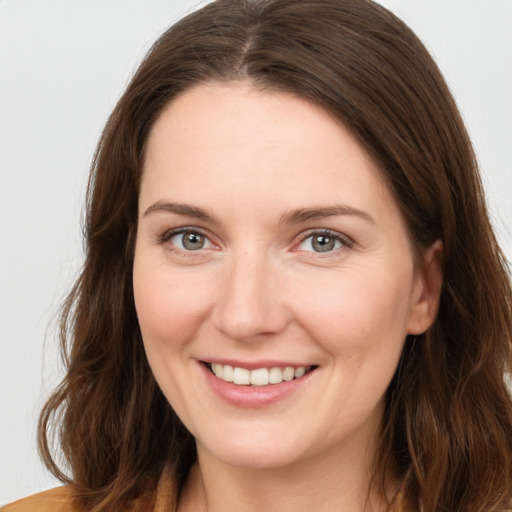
[133,82,442,512]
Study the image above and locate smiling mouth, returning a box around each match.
[205,362,316,387]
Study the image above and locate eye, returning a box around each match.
[297,231,349,253]
[163,229,214,251]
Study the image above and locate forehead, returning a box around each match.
[144,81,367,163]
[140,81,403,231]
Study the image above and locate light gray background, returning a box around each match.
[1,0,511,504]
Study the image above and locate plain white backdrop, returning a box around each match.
[1,0,511,504]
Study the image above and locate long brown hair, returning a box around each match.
[39,0,512,510]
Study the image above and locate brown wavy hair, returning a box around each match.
[39,0,512,510]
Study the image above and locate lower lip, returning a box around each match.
[200,363,315,408]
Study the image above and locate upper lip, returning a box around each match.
[201,359,315,370]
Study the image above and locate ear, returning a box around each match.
[406,239,444,335]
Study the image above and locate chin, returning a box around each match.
[196,428,310,470]
[209,447,304,470]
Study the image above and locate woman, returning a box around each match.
[4,0,512,510]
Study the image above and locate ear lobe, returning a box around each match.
[407,239,444,335]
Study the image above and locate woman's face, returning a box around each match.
[133,82,441,470]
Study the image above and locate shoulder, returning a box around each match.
[1,487,78,512]
[2,466,178,512]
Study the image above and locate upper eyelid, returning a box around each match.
[296,228,354,247]
[160,225,210,237]
[158,226,216,245]
[157,227,219,257]
[157,226,353,250]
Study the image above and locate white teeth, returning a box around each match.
[250,368,269,386]
[282,367,295,381]
[210,363,309,386]
[269,367,283,384]
[294,366,306,378]
[233,367,251,385]
[223,364,234,382]
[211,363,223,378]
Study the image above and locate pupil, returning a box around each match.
[313,235,334,252]
[183,232,204,250]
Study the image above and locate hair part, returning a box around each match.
[39,1,512,510]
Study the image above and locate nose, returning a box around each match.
[212,252,291,342]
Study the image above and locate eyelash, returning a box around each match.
[158,227,214,250]
[296,229,353,254]
[157,227,353,255]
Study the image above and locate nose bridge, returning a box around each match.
[213,243,289,342]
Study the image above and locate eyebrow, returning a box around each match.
[279,205,374,225]
[143,201,213,220]
[143,201,374,225]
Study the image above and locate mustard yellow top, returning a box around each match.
[2,487,80,512]
[1,466,178,512]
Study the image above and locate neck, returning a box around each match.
[178,433,393,512]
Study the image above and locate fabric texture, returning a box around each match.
[1,466,177,512]
[1,487,79,512]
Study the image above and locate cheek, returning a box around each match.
[133,261,213,351]
[294,266,414,358]
[132,260,216,423]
